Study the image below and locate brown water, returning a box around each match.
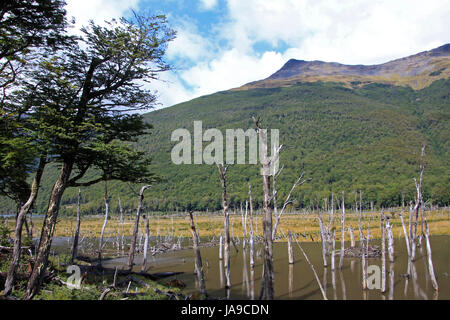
[54,235,450,300]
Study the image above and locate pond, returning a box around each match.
[52,235,450,300]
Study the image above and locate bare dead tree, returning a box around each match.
[98,181,110,264]
[348,225,355,248]
[248,183,255,268]
[381,211,386,293]
[118,196,124,250]
[253,116,274,300]
[219,233,223,260]
[317,208,328,267]
[217,164,231,289]
[361,228,367,291]
[386,217,395,263]
[339,191,345,269]
[424,218,438,291]
[141,214,150,272]
[189,211,207,297]
[411,145,426,261]
[287,231,294,264]
[399,212,411,257]
[127,185,151,269]
[71,188,82,263]
[331,229,336,271]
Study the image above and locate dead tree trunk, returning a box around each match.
[118,197,124,251]
[361,228,367,290]
[331,230,336,271]
[339,192,345,269]
[71,188,82,263]
[348,225,355,248]
[127,185,151,270]
[412,145,426,260]
[253,117,274,300]
[217,164,231,289]
[386,217,395,263]
[141,214,150,272]
[287,231,294,264]
[4,156,46,297]
[248,183,255,268]
[399,212,411,257]
[98,181,109,264]
[242,202,247,249]
[317,209,328,267]
[381,211,386,293]
[219,233,223,260]
[189,211,207,296]
[424,218,438,291]
[409,202,416,261]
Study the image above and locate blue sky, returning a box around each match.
[66,0,450,109]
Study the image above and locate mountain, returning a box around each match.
[240,43,450,90]
[1,45,449,215]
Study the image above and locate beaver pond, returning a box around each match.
[49,235,450,300]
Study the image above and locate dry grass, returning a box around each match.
[7,208,450,242]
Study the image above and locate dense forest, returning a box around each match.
[2,78,448,215]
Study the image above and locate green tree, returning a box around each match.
[20,14,175,299]
[0,0,68,205]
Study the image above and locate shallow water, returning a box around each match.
[53,235,450,300]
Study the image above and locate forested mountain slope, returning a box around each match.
[1,78,447,215]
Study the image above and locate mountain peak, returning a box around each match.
[240,43,450,90]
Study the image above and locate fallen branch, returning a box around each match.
[292,233,328,300]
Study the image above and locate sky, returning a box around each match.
[66,0,450,109]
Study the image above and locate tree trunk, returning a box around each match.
[399,212,411,257]
[248,183,255,268]
[349,225,355,248]
[287,231,294,264]
[386,218,395,263]
[317,209,328,267]
[141,214,150,272]
[127,185,151,269]
[381,211,386,293]
[189,211,207,296]
[219,233,223,260]
[261,170,274,299]
[118,196,124,251]
[331,230,336,271]
[71,188,82,263]
[217,164,231,289]
[257,123,275,300]
[409,202,416,261]
[424,218,438,291]
[339,192,345,269]
[25,159,74,300]
[4,156,46,297]
[98,181,109,264]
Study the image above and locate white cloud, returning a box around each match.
[65,0,140,30]
[166,18,215,64]
[223,0,450,64]
[199,0,218,10]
